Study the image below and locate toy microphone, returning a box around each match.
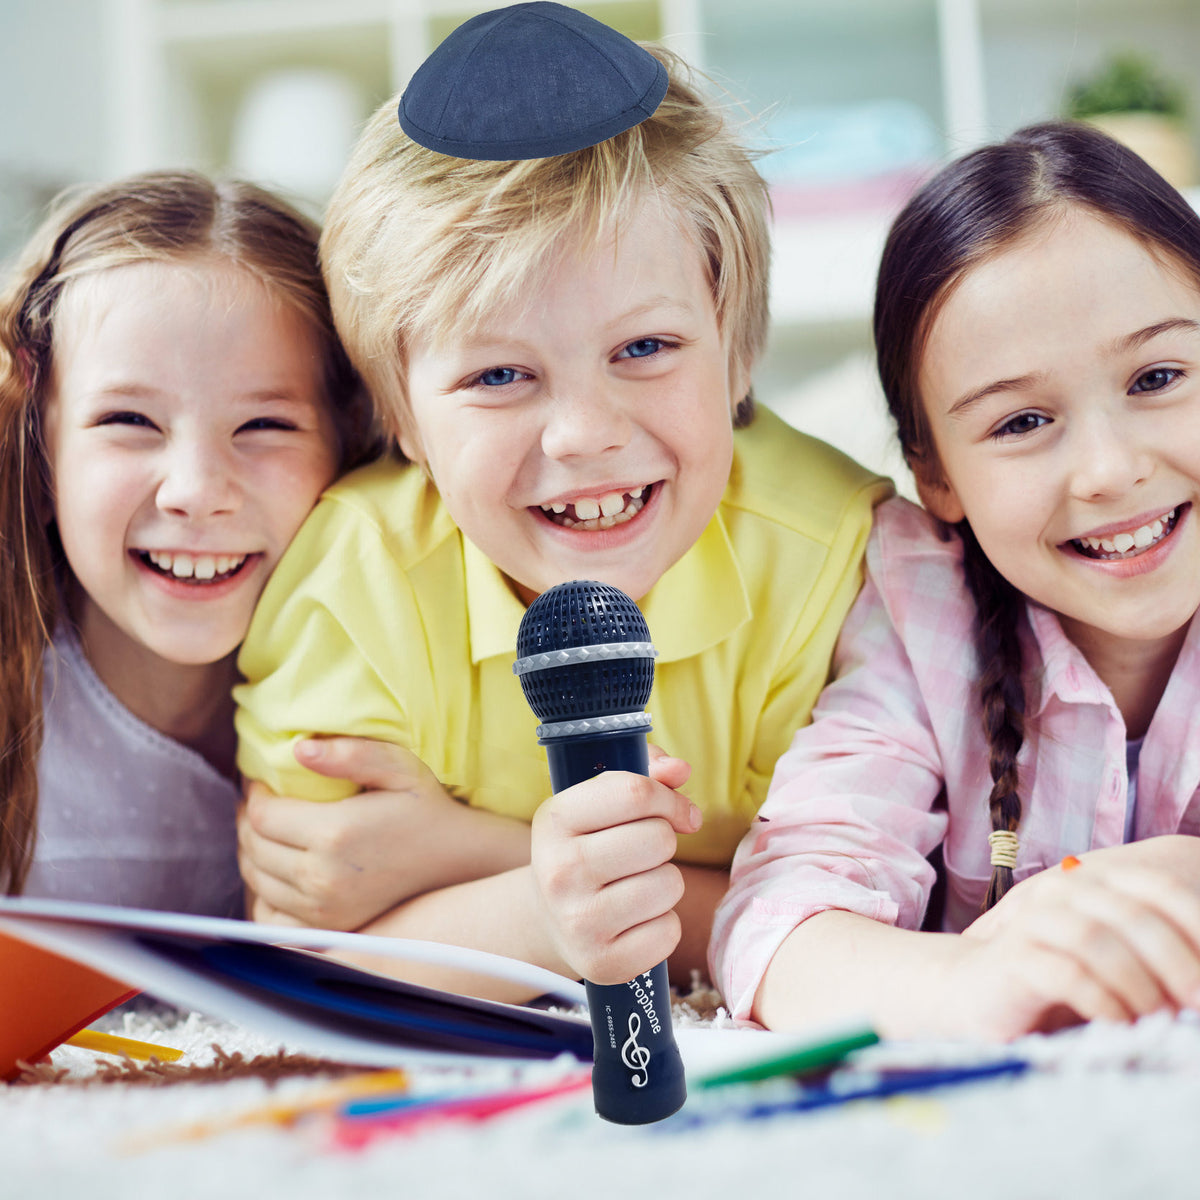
[514,580,686,1125]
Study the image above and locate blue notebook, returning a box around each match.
[0,897,591,1070]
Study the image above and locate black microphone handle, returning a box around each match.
[542,726,687,1125]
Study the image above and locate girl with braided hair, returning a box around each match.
[712,120,1200,1041]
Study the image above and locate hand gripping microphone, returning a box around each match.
[514,580,686,1125]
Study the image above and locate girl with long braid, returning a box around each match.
[712,120,1200,1040]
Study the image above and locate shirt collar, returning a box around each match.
[1025,601,1111,716]
[464,510,751,665]
[1025,601,1200,717]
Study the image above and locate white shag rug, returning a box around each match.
[4,991,1200,1200]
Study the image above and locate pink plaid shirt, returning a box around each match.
[711,496,1200,1022]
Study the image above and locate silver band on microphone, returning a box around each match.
[512,641,657,677]
[535,710,654,740]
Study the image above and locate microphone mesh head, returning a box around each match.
[516,581,654,723]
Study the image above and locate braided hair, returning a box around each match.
[873,120,1200,908]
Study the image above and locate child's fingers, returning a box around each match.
[239,853,310,925]
[237,819,308,891]
[569,818,681,890]
[541,773,701,838]
[1015,944,1136,1028]
[293,736,428,792]
[583,909,684,987]
[597,861,688,931]
[242,784,344,851]
[247,892,308,929]
[648,756,692,791]
[557,865,685,985]
[646,745,692,790]
[1019,897,1173,1019]
[1068,869,1200,1011]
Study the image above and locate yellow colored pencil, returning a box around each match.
[66,1029,184,1062]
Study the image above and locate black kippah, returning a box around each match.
[398,1,669,161]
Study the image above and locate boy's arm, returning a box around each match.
[329,756,715,998]
[235,499,535,923]
[237,737,532,932]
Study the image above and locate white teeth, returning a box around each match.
[599,492,625,518]
[143,550,246,580]
[1073,508,1179,560]
[553,496,646,531]
[540,487,651,528]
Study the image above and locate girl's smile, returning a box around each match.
[43,258,339,678]
[131,547,262,596]
[1067,504,1180,562]
[917,208,1200,664]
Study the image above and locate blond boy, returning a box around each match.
[235,15,889,992]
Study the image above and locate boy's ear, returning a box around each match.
[728,363,752,420]
[392,410,425,466]
[397,428,423,464]
[912,459,965,525]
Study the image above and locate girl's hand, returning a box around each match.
[530,747,699,985]
[954,835,1200,1038]
[238,737,529,931]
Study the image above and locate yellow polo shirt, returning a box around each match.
[234,406,891,866]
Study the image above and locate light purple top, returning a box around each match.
[23,624,244,917]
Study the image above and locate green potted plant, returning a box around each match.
[1066,51,1195,189]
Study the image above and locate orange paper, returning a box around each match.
[0,930,138,1081]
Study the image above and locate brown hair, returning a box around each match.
[320,45,771,451]
[874,120,1200,907]
[0,169,377,894]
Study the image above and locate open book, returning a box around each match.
[0,896,592,1081]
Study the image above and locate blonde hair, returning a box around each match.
[321,46,770,447]
[0,169,376,894]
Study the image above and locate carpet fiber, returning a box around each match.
[5,988,1200,1200]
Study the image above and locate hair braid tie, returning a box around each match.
[987,829,1019,870]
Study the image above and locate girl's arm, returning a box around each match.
[711,562,954,1023]
[713,501,1200,1039]
[756,837,1200,1041]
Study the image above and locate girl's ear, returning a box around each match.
[912,460,966,525]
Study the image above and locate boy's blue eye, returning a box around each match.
[619,338,665,359]
[1130,367,1180,394]
[477,367,522,387]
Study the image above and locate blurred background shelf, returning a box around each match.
[2,0,1198,488]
